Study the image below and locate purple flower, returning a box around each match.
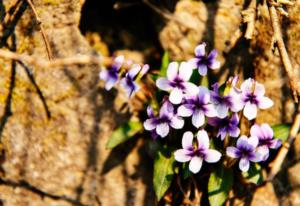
[120,64,141,97]
[240,78,274,120]
[226,136,262,172]
[188,43,220,76]
[177,86,217,128]
[210,83,244,118]
[156,62,198,104]
[143,101,184,138]
[174,130,222,173]
[208,113,240,140]
[250,124,281,161]
[99,55,124,90]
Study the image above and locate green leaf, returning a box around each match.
[182,162,192,179]
[153,148,175,201]
[208,167,233,206]
[159,51,170,77]
[106,121,142,149]
[242,163,263,185]
[272,124,291,142]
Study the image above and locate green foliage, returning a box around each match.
[242,163,263,185]
[106,121,142,149]
[159,51,170,78]
[208,167,233,206]
[272,123,291,142]
[153,147,175,201]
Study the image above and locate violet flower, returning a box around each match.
[177,86,217,128]
[208,113,240,140]
[226,136,262,172]
[240,78,274,120]
[174,130,222,173]
[99,55,124,90]
[250,124,281,161]
[143,101,184,138]
[210,82,244,118]
[156,62,198,104]
[188,43,220,76]
[120,64,141,97]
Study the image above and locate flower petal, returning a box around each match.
[167,62,179,80]
[198,64,208,76]
[205,149,222,163]
[257,146,269,161]
[197,129,209,149]
[174,149,192,162]
[184,82,199,96]
[143,119,156,131]
[270,139,281,149]
[198,86,210,103]
[258,97,273,109]
[156,123,170,138]
[147,106,155,118]
[250,124,263,139]
[254,82,265,97]
[243,102,257,120]
[215,104,229,118]
[189,157,203,174]
[204,104,218,117]
[156,78,171,91]
[105,77,118,90]
[239,158,250,172]
[177,105,193,117]
[209,59,220,70]
[170,116,184,129]
[128,64,141,79]
[99,70,108,81]
[192,110,205,128]
[237,135,249,149]
[182,131,194,149]
[261,123,274,138]
[195,43,206,57]
[229,127,240,138]
[169,88,183,104]
[226,147,241,158]
[188,58,199,69]
[179,62,193,81]
[248,136,259,148]
[241,78,254,94]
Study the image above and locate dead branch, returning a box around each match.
[267,1,300,102]
[24,0,53,60]
[0,48,107,68]
[242,0,257,39]
[267,104,300,181]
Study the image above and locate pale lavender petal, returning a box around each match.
[229,127,240,138]
[241,78,254,94]
[192,110,205,128]
[230,92,244,112]
[184,82,199,96]
[248,136,259,148]
[204,104,218,117]
[257,146,269,161]
[114,55,125,68]
[243,102,257,120]
[170,116,184,129]
[128,64,141,79]
[239,158,250,172]
[250,124,263,138]
[209,59,220,70]
[215,104,229,118]
[105,78,118,90]
[237,135,249,149]
[194,43,206,57]
[249,152,262,162]
[177,105,193,117]
[226,147,241,158]
[174,149,192,162]
[207,49,217,61]
[156,78,172,91]
[231,113,239,125]
[140,64,150,77]
[218,128,227,140]
[156,123,169,138]
[188,58,199,69]
[261,123,274,138]
[198,86,210,103]
[143,119,156,131]
[182,131,194,149]
[198,64,208,76]
[189,157,203,174]
[258,97,273,109]
[205,149,222,163]
[197,129,209,149]
[270,139,281,149]
[179,61,193,81]
[147,106,154,117]
[160,100,174,116]
[167,62,179,80]
[254,82,265,97]
[99,70,108,81]
[169,88,183,104]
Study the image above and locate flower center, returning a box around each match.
[245,93,259,104]
[197,56,208,67]
[170,77,185,90]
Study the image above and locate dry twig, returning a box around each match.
[267,1,300,102]
[242,0,257,39]
[267,104,300,181]
[24,0,53,60]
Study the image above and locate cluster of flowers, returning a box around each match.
[143,43,281,173]
[99,55,149,97]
